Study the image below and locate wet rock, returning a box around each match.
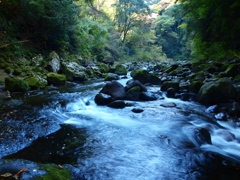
[216,130,236,142]
[125,79,147,92]
[130,69,161,85]
[166,87,176,98]
[104,73,119,81]
[189,80,203,94]
[194,72,205,81]
[125,86,141,101]
[225,63,239,77]
[181,93,198,102]
[94,93,114,105]
[132,108,144,113]
[193,127,212,145]
[107,100,125,108]
[160,102,177,108]
[164,64,179,73]
[198,78,237,106]
[47,73,66,85]
[100,80,125,100]
[160,81,180,92]
[5,77,30,92]
[3,90,11,100]
[139,92,158,101]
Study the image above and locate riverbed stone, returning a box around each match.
[125,79,147,92]
[130,69,161,85]
[24,75,47,89]
[47,51,61,73]
[198,78,237,106]
[160,81,180,92]
[125,86,141,101]
[225,63,239,77]
[100,80,125,100]
[160,102,176,107]
[94,93,114,105]
[132,108,144,113]
[139,91,158,101]
[107,100,125,108]
[104,73,119,81]
[114,64,127,75]
[47,73,66,85]
[5,77,30,92]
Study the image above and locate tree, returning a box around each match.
[114,0,150,43]
[176,0,240,60]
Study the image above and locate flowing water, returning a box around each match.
[2,77,240,179]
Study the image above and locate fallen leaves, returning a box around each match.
[0,168,28,179]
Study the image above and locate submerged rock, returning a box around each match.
[160,102,177,108]
[94,93,114,105]
[107,100,125,108]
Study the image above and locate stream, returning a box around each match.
[1,76,240,179]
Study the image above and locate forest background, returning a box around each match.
[0,0,240,63]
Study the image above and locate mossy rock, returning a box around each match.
[195,72,205,81]
[104,73,119,81]
[125,86,141,101]
[13,67,22,76]
[114,64,127,75]
[98,63,109,73]
[198,78,237,106]
[130,69,161,85]
[32,164,72,180]
[4,65,14,74]
[161,81,180,92]
[225,63,239,77]
[168,67,181,76]
[5,77,30,92]
[47,73,66,85]
[189,80,203,94]
[25,75,48,88]
[164,64,179,73]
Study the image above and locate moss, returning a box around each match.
[5,77,30,92]
[194,72,205,81]
[32,164,72,180]
[25,76,47,88]
[0,79,4,85]
[161,81,180,92]
[114,64,127,75]
[98,63,109,73]
[225,63,239,77]
[13,67,22,76]
[47,73,66,85]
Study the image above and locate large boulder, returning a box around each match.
[125,79,147,92]
[94,93,114,105]
[198,78,237,106]
[225,63,239,77]
[161,81,180,92]
[100,80,125,100]
[114,64,127,75]
[47,51,61,73]
[24,75,47,89]
[125,86,141,101]
[104,73,119,81]
[130,69,161,85]
[61,61,88,81]
[5,77,30,92]
[47,73,66,85]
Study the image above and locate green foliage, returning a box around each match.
[32,164,72,180]
[114,0,150,42]
[154,4,191,59]
[178,0,240,60]
[0,0,79,57]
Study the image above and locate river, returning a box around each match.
[1,77,240,179]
